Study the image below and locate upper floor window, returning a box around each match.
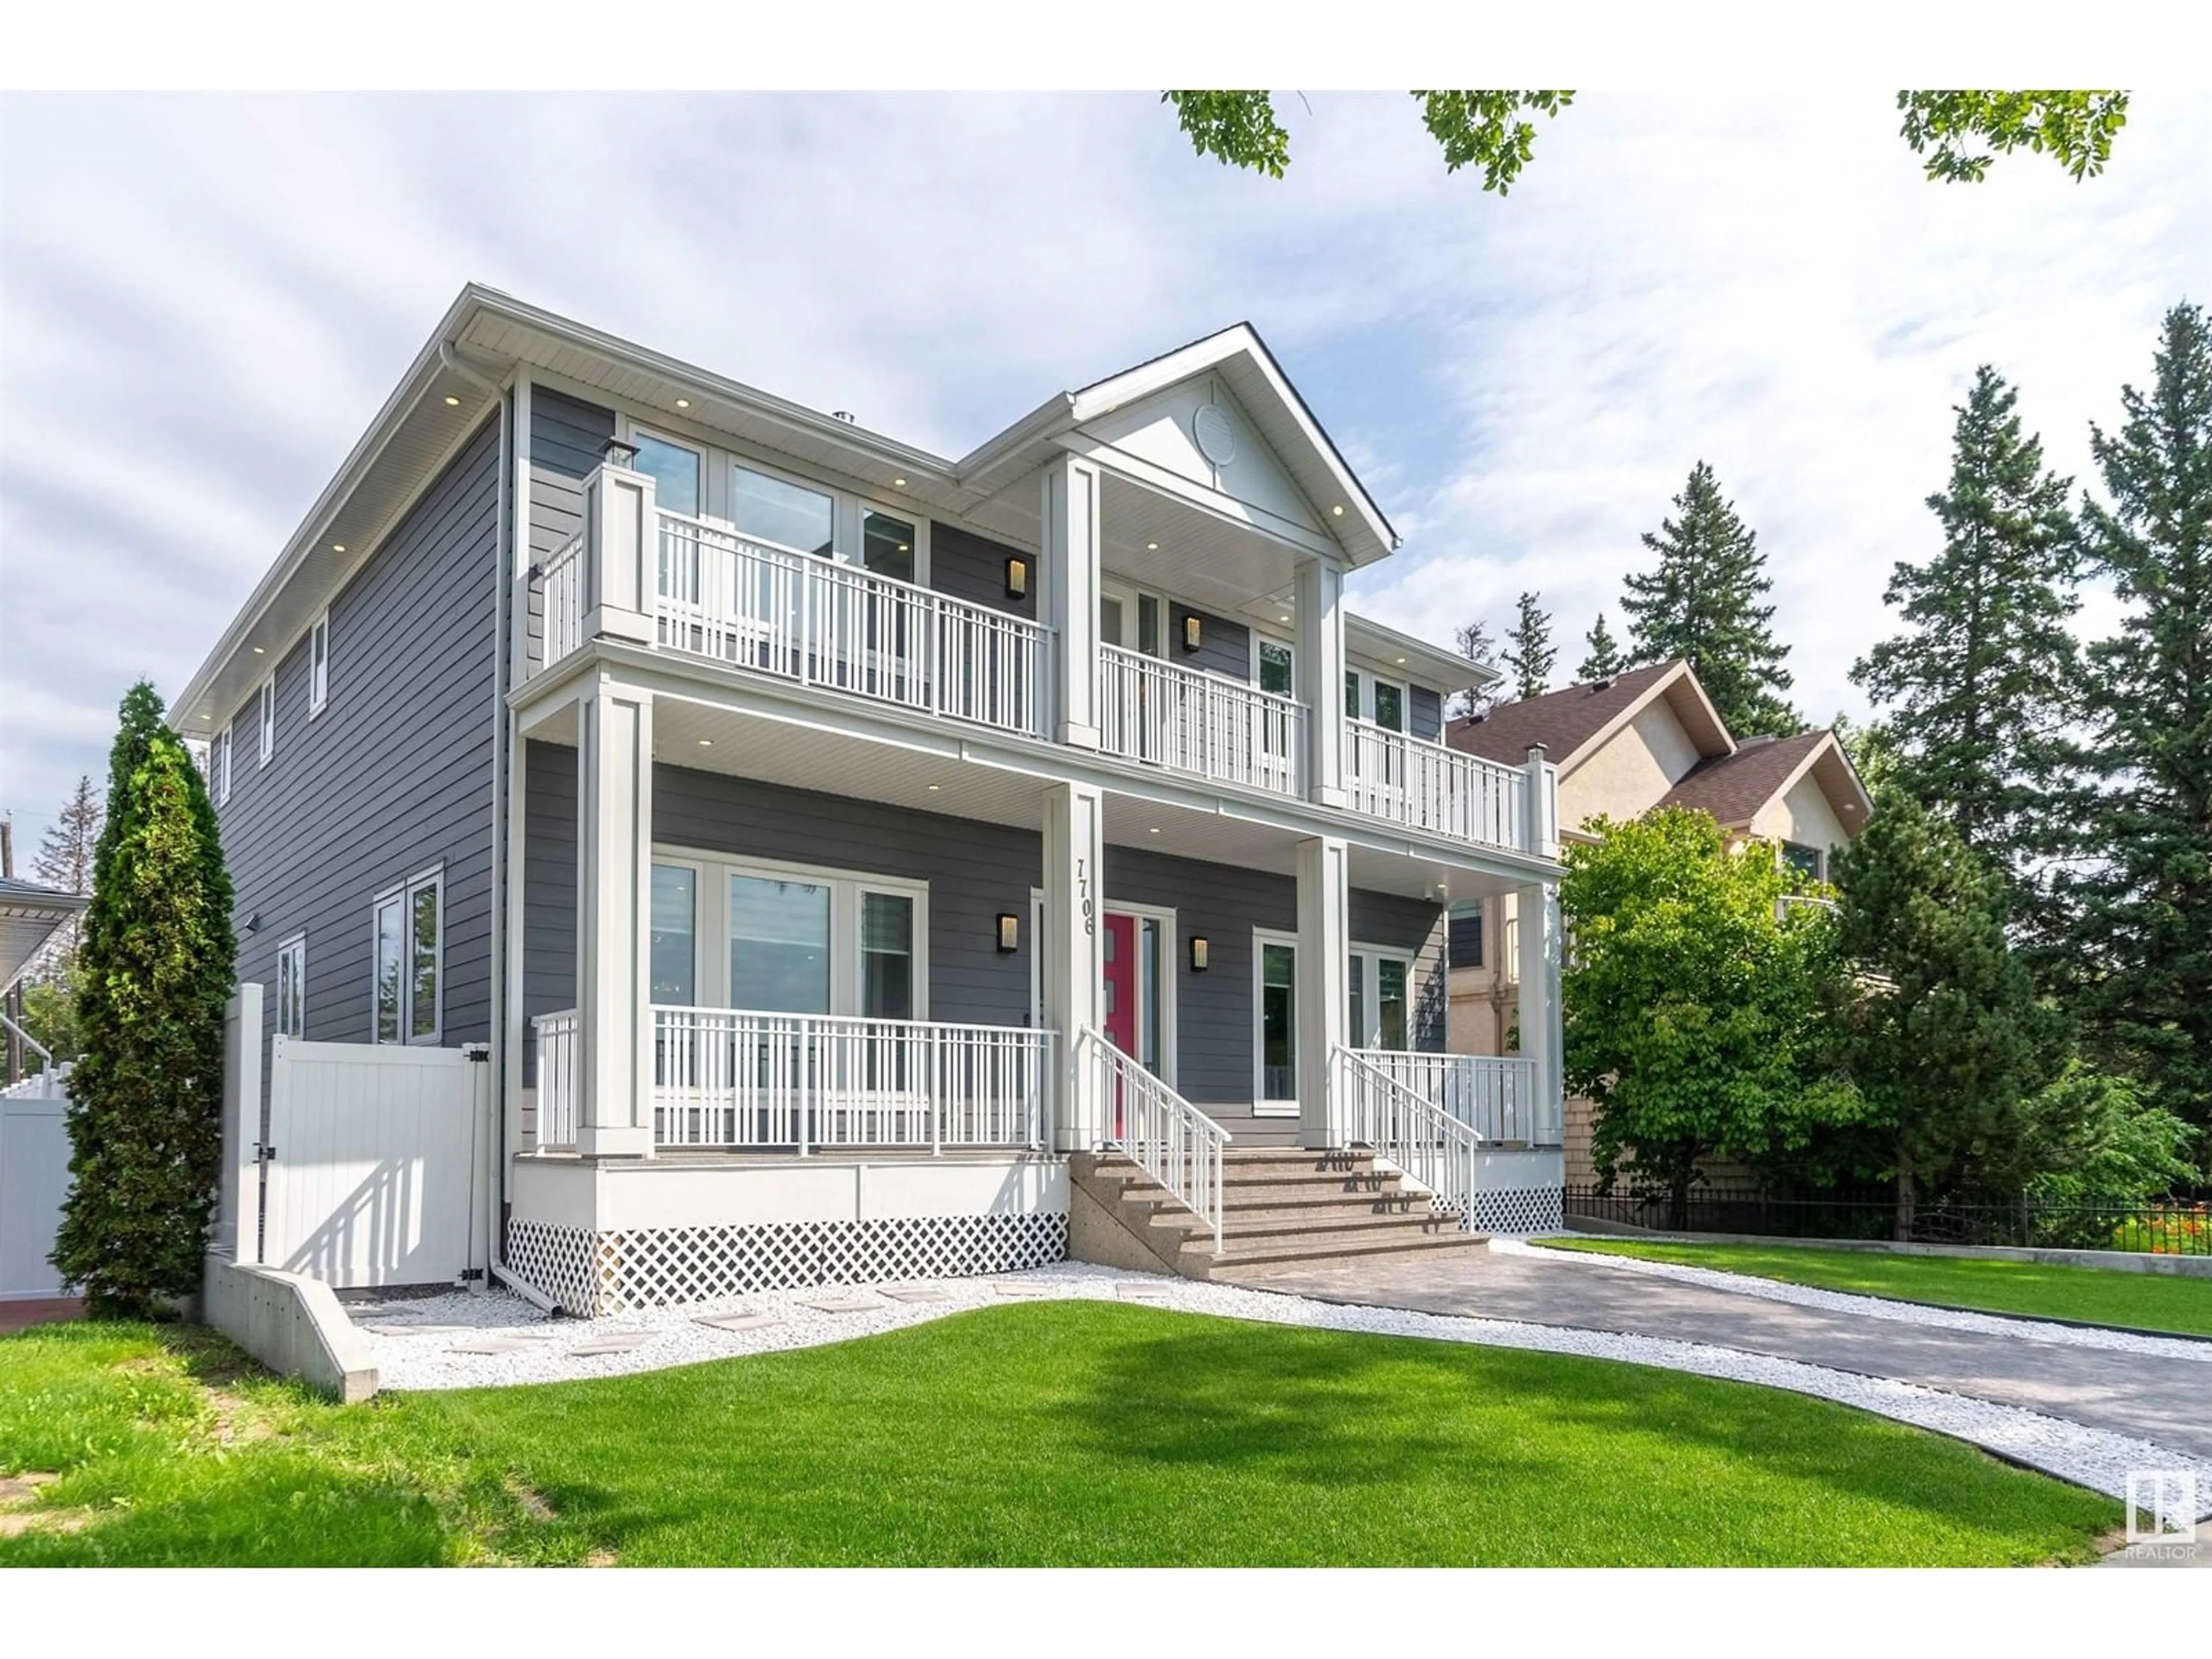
[1257,640,1294,698]
[275,934,306,1039]
[308,612,330,716]
[1448,900,1484,969]
[1344,669,1406,732]
[861,507,918,584]
[734,464,835,558]
[1100,582,1164,657]
[373,866,442,1045]
[210,726,231,806]
[634,431,702,518]
[1781,841,1825,884]
[257,678,275,765]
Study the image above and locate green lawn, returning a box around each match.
[1537,1237,2212,1336]
[1,1301,2117,1567]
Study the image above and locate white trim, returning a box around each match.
[372,864,445,1046]
[1252,926,1300,1115]
[210,724,232,806]
[257,676,276,766]
[1347,941,1415,1052]
[1102,899,1179,1090]
[308,611,330,717]
[275,933,307,1040]
[1097,578,1166,657]
[649,842,930,1020]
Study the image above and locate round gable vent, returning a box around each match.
[1193,403,1238,467]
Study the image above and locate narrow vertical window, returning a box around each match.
[276,935,306,1039]
[308,612,329,715]
[373,868,443,1044]
[211,726,232,806]
[409,881,440,1041]
[1260,940,1297,1103]
[258,677,275,765]
[860,891,914,1021]
[373,895,403,1043]
[650,864,697,1006]
[1344,669,1362,719]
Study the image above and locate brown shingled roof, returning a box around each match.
[1445,661,1684,767]
[1656,730,1834,828]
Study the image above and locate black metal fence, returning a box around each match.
[1562,1182,2212,1256]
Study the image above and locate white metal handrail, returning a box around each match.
[540,533,586,669]
[654,1007,1048,1153]
[1343,1048,1551,1146]
[1080,1027,1230,1254]
[1343,718,1530,850]
[1096,645,1305,796]
[655,512,1053,738]
[532,1009,579,1149]
[1331,1045,1484,1232]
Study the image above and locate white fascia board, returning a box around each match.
[1345,613,1498,691]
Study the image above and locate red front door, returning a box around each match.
[1103,912,1139,1056]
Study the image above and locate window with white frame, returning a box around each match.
[257,676,275,765]
[1254,930,1298,1111]
[275,934,306,1039]
[1256,638,1294,697]
[308,612,330,716]
[1099,580,1165,658]
[1348,945,1414,1051]
[372,867,442,1044]
[648,849,927,1019]
[209,726,231,806]
[1344,668,1406,732]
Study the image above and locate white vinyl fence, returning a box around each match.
[1,1069,73,1300]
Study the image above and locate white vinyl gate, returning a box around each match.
[251,1036,490,1289]
[1,1076,72,1301]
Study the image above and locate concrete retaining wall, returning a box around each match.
[202,1255,378,1402]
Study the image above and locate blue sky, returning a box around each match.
[3,89,2208,847]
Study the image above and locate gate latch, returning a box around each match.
[253,1142,278,1163]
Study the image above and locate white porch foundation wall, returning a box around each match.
[505,1153,1069,1315]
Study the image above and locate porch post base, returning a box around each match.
[578,1124,654,1158]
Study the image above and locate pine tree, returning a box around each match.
[51,682,236,1317]
[1850,368,2080,916]
[2061,302,2212,1132]
[1501,591,1556,701]
[1578,610,1625,681]
[1621,461,1798,733]
[30,774,103,966]
[1452,619,1501,718]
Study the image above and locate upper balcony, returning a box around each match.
[529,455,1558,865]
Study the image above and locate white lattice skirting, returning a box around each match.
[1467,1186,1566,1236]
[505,1213,1070,1316]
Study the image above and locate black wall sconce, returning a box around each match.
[1188,934,1209,972]
[1004,556,1029,601]
[601,436,641,470]
[996,912,1021,953]
[243,911,262,935]
[1182,613,1203,653]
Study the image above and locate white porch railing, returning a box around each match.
[533,1009,579,1149]
[1343,719,1536,850]
[1097,645,1305,797]
[655,513,1053,738]
[1331,1046,1485,1232]
[541,532,586,668]
[653,1007,1048,1153]
[1080,1027,1229,1253]
[1343,1048,1553,1147]
[0,1060,69,1101]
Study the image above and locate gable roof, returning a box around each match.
[1445,660,1732,772]
[1656,729,1874,836]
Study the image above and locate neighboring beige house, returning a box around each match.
[1440,659,1873,1180]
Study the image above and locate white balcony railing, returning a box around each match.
[653,1007,1049,1153]
[1343,719,1536,850]
[656,513,1052,739]
[532,1009,579,1150]
[1097,645,1304,796]
[1342,1048,1554,1147]
[1080,1027,1230,1253]
[541,533,586,668]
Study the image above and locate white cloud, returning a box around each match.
[3,90,2207,839]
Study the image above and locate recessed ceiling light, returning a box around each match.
[332,543,346,553]
[675,398,690,409]
[444,394,461,407]
[892,476,907,488]
[1278,615,1290,623]
[1145,542,1158,551]
[252,646,265,654]
[696,738,713,747]
[1396,656,1407,665]
[1149,826,1161,835]
[927,783,942,792]
[1331,504,1345,517]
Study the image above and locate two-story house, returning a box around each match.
[176,286,1568,1315]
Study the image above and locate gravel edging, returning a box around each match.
[1503,1237,2212,1362]
[346,1261,2212,1518]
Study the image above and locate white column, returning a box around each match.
[1296,834,1350,1147]
[584,461,657,649]
[1041,781,1106,1149]
[1514,878,1565,1145]
[1040,454,1102,750]
[1522,742,1559,858]
[1294,556,1346,807]
[576,673,655,1157]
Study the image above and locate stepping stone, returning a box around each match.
[1114,1282,1172,1299]
[876,1286,951,1303]
[695,1313,782,1332]
[567,1331,654,1355]
[798,1294,881,1314]
[446,1336,536,1355]
[989,1282,1055,1298]
[373,1323,467,1336]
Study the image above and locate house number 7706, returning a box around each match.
[1076,856,1094,935]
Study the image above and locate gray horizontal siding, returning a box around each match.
[1170,602,1249,681]
[930,523,1036,622]
[524,388,616,672]
[216,418,502,1059]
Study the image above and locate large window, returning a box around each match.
[729,874,832,1013]
[1350,946,1412,1051]
[308,612,329,717]
[734,464,835,558]
[634,431,703,518]
[1257,935,1297,1107]
[276,934,306,1040]
[372,867,442,1044]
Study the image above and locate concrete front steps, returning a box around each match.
[1069,1146,1488,1281]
